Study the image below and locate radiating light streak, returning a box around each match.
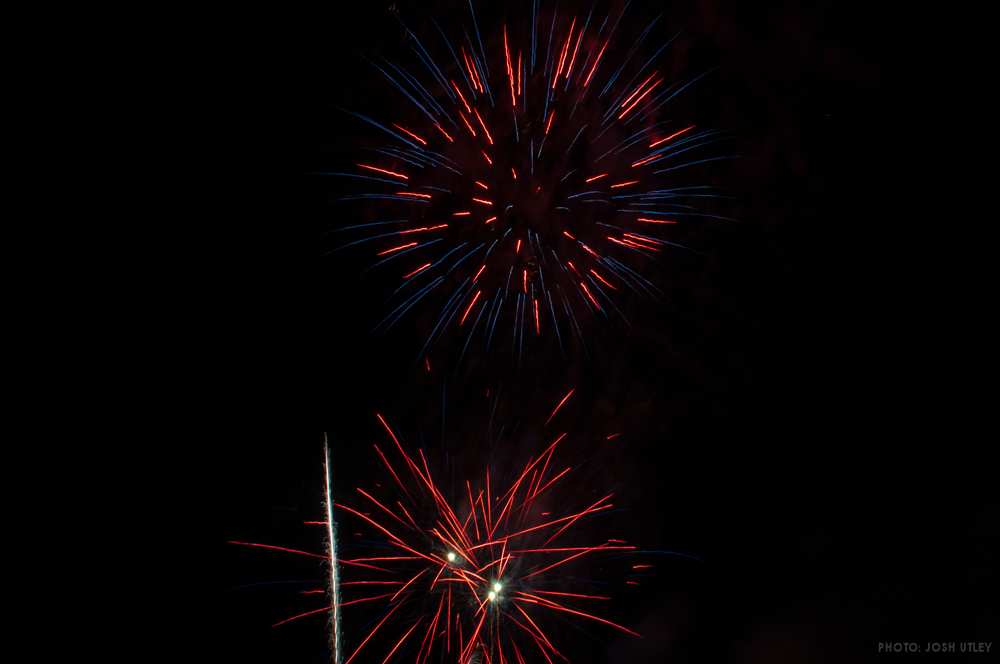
[380,619,421,664]
[433,122,454,142]
[649,124,695,148]
[618,78,662,119]
[619,72,658,110]
[451,79,472,113]
[545,388,575,425]
[583,40,609,87]
[474,109,494,144]
[271,605,331,628]
[554,18,576,84]
[377,242,418,256]
[228,541,328,561]
[513,595,641,637]
[504,25,517,108]
[391,123,427,146]
[460,111,478,137]
[460,290,482,325]
[589,269,617,290]
[343,601,404,664]
[357,163,408,180]
[579,281,601,310]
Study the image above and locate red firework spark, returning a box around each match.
[232,390,648,663]
[328,0,727,364]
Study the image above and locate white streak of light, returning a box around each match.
[324,439,342,664]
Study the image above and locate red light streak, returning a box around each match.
[460,290,482,325]
[589,269,617,290]
[554,18,576,84]
[357,163,408,180]
[619,72,658,109]
[545,388,575,425]
[504,25,516,108]
[579,281,601,310]
[399,224,447,234]
[451,79,472,113]
[474,109,494,144]
[433,122,454,142]
[649,124,695,148]
[392,123,427,145]
[565,23,584,80]
[618,78,662,119]
[460,111,477,137]
[228,540,328,560]
[271,605,331,628]
[377,242,417,256]
[583,40,609,87]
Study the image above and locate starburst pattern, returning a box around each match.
[231,390,661,663]
[324,0,731,365]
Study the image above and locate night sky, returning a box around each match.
[204,1,996,662]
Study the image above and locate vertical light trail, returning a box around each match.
[324,439,342,664]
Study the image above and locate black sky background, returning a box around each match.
[198,1,996,662]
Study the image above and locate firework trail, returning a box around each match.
[231,389,673,663]
[323,0,732,367]
[324,439,343,663]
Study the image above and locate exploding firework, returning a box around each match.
[323,0,731,366]
[231,389,668,663]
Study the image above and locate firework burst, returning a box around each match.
[324,0,732,366]
[232,390,662,663]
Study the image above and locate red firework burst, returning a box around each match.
[325,0,730,365]
[232,389,653,663]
